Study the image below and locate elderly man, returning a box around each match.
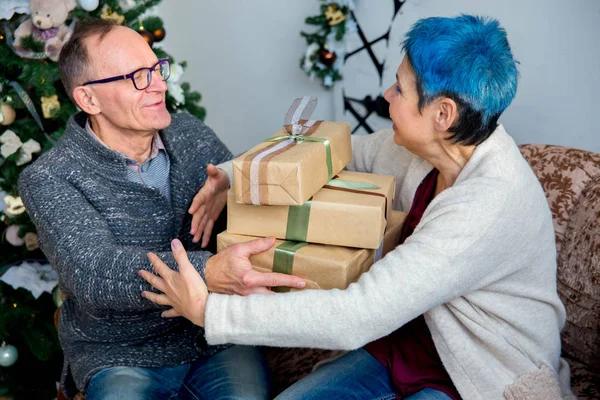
[18,18,305,399]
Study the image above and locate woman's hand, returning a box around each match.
[139,239,208,327]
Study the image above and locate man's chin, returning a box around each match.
[156,112,172,130]
[145,108,171,130]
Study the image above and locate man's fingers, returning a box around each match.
[243,270,306,290]
[239,237,277,257]
[188,192,204,214]
[200,219,214,248]
[206,163,218,177]
[189,203,207,233]
[141,290,171,306]
[189,188,209,214]
[193,214,208,243]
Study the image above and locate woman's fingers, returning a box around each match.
[138,268,168,293]
[147,252,174,280]
[141,290,171,306]
[162,309,182,318]
[171,239,193,271]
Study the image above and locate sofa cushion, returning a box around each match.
[557,174,600,369]
[519,145,600,254]
[566,356,600,400]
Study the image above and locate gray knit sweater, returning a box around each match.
[18,112,233,397]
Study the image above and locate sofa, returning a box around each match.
[263,144,600,399]
[58,144,600,399]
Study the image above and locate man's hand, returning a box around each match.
[189,164,229,247]
[206,236,307,295]
[140,239,208,327]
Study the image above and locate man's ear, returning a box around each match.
[434,98,458,132]
[72,86,101,115]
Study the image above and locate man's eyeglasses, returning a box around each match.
[83,58,171,91]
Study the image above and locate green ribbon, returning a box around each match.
[272,241,308,293]
[324,179,380,190]
[284,179,381,242]
[265,134,333,180]
[286,199,312,242]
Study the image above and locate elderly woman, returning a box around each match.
[140,15,571,400]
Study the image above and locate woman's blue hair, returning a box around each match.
[402,15,519,145]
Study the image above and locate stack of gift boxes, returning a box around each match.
[217,97,407,292]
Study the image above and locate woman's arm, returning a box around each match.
[142,177,521,350]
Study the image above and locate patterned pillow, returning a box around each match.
[519,145,600,254]
[556,175,600,368]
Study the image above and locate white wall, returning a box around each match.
[382,0,600,152]
[157,1,334,155]
[158,0,600,153]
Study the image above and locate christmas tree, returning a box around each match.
[0,1,206,397]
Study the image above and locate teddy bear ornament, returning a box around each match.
[12,0,78,61]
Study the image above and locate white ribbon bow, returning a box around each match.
[0,129,41,166]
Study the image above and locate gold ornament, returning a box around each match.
[325,5,346,26]
[0,103,16,126]
[3,195,25,217]
[138,29,154,46]
[24,232,39,251]
[153,28,166,42]
[100,5,125,24]
[41,95,60,119]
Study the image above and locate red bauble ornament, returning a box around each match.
[319,48,337,68]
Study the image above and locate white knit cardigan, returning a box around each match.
[210,125,573,399]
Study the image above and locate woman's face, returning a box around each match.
[383,57,435,151]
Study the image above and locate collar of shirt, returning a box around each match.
[85,118,166,166]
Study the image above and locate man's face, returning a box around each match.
[85,26,171,136]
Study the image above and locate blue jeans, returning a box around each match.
[85,345,270,400]
[276,348,452,400]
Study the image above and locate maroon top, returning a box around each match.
[364,168,462,400]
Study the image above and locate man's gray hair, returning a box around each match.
[59,18,119,101]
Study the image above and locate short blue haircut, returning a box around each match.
[402,15,519,145]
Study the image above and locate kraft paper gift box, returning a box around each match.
[232,97,352,206]
[216,210,407,292]
[227,170,396,249]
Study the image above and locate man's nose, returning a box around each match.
[148,70,167,91]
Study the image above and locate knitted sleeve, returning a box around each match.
[204,173,543,349]
[19,167,212,314]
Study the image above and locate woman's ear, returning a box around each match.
[72,86,101,115]
[434,98,458,131]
